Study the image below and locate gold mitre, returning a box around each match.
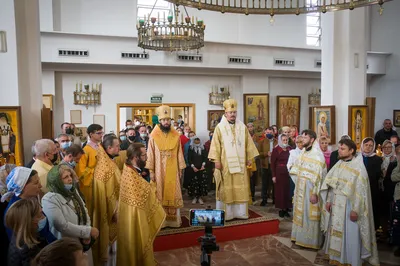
[156,105,171,120]
[223,98,237,112]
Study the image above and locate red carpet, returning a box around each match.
[154,210,279,251]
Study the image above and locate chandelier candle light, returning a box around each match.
[166,0,390,17]
[74,82,102,109]
[137,1,205,52]
[209,86,230,106]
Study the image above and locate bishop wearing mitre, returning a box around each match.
[146,104,186,228]
[208,98,259,220]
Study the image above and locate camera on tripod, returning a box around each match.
[189,207,225,266]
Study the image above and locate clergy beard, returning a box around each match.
[138,159,146,169]
[303,140,313,149]
[159,124,171,133]
[338,154,353,161]
[228,120,235,124]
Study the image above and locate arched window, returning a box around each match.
[306,0,321,47]
[137,0,171,20]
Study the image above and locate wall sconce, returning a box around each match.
[0,31,7,53]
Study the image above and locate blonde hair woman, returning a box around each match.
[5,198,49,266]
[319,136,331,169]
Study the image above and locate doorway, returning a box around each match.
[117,103,195,132]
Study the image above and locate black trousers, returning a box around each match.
[261,168,274,202]
[250,171,257,199]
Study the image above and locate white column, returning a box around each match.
[321,8,368,139]
[0,0,43,163]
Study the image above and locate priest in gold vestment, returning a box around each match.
[146,105,186,228]
[92,135,121,266]
[117,143,165,266]
[289,130,326,249]
[208,98,259,221]
[320,138,379,266]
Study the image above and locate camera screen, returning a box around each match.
[189,209,225,227]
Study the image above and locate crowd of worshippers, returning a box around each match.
[1,112,400,266]
[0,116,215,266]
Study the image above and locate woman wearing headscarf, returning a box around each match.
[381,140,398,226]
[188,137,208,205]
[360,137,383,230]
[6,198,49,266]
[271,134,292,218]
[0,164,16,263]
[41,165,99,266]
[1,167,56,244]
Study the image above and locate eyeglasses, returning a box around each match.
[94,131,104,135]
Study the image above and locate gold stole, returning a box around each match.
[293,177,320,227]
[329,193,347,257]
[151,126,179,207]
[293,177,306,226]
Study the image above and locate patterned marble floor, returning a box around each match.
[154,193,400,266]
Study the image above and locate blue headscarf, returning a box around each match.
[1,166,32,202]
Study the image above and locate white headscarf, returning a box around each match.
[278,134,289,149]
[360,137,376,157]
[190,137,204,155]
[1,167,33,202]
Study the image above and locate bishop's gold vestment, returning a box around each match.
[117,165,165,266]
[208,116,259,220]
[91,146,121,265]
[145,125,186,228]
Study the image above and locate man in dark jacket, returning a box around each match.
[375,119,398,146]
[120,128,137,150]
[329,134,351,172]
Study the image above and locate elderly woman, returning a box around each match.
[360,137,383,230]
[271,134,292,218]
[380,140,398,220]
[42,165,98,266]
[1,167,56,244]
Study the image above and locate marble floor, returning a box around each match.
[154,193,400,266]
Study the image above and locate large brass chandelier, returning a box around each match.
[137,1,205,52]
[165,0,390,16]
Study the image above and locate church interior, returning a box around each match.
[1,0,400,265]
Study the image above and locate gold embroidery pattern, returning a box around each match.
[309,188,321,221]
[94,146,116,183]
[120,167,150,209]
